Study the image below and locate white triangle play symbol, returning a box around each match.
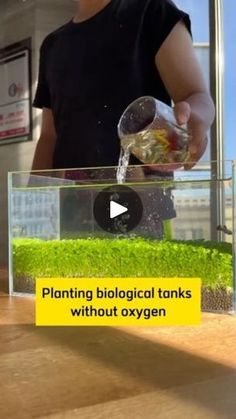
[110,200,128,219]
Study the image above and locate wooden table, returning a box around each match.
[1,268,236,418]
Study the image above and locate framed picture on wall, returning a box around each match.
[0,38,32,145]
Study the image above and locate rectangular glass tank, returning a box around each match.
[8,162,236,313]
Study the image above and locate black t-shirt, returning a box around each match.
[33,0,191,169]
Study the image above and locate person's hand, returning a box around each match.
[174,101,208,170]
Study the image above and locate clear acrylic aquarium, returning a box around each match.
[8,162,236,313]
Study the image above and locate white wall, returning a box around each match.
[0,0,75,266]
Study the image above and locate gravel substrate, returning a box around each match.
[13,276,35,294]
[201,286,233,312]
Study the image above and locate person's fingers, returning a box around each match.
[184,136,208,170]
[174,101,191,125]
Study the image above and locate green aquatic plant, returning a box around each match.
[12,237,232,289]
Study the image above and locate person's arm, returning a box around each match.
[155,20,215,168]
[31,108,57,170]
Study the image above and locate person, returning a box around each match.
[32,0,215,172]
[32,0,215,238]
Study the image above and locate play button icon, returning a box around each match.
[93,185,143,234]
[110,201,128,219]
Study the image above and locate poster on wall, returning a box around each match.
[0,40,31,145]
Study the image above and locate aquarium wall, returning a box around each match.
[8,163,236,313]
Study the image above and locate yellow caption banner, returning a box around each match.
[36,278,201,326]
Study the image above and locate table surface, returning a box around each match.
[1,268,236,419]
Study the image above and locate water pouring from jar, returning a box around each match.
[116,96,191,183]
